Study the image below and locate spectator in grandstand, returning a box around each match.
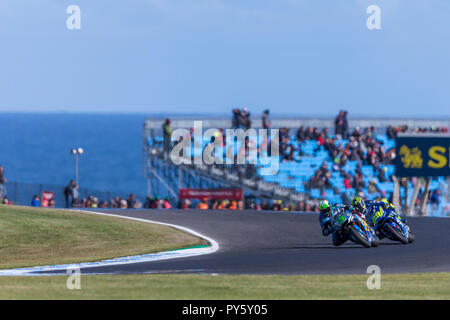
[351,126,362,139]
[99,200,108,208]
[79,198,88,208]
[2,197,11,205]
[127,194,137,208]
[110,196,121,208]
[240,107,251,129]
[210,200,219,210]
[90,196,98,208]
[377,167,388,182]
[386,125,396,139]
[156,196,165,208]
[304,201,311,212]
[323,136,338,155]
[198,198,209,210]
[142,196,168,209]
[368,179,380,194]
[179,199,191,209]
[262,109,270,129]
[162,118,172,159]
[217,200,229,209]
[232,108,241,128]
[307,163,333,195]
[71,184,79,207]
[64,180,75,208]
[305,127,318,140]
[334,110,349,139]
[232,107,252,129]
[272,200,282,211]
[344,175,352,189]
[429,190,440,205]
[71,198,80,208]
[144,196,153,209]
[260,201,269,210]
[296,126,306,142]
[31,195,40,207]
[353,174,365,193]
[117,199,126,209]
[162,197,171,209]
[0,166,7,200]
[48,198,56,208]
[244,197,256,210]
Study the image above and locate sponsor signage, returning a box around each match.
[179,188,243,200]
[395,135,450,177]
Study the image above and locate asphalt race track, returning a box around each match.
[51,210,450,275]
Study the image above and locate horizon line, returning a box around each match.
[0,110,449,120]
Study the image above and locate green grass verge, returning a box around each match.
[1,273,450,299]
[0,205,206,269]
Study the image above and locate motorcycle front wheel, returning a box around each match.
[348,226,372,248]
[408,232,415,243]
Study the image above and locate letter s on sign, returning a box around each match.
[428,146,447,169]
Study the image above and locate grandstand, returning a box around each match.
[143,115,450,216]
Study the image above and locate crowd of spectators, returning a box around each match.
[61,179,146,209]
[274,111,448,201]
[144,196,172,209]
[71,193,145,209]
[301,125,395,195]
[178,197,322,212]
[387,124,448,139]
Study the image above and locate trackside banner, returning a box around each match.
[395,135,450,177]
[179,188,243,200]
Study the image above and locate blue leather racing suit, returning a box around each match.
[319,204,349,246]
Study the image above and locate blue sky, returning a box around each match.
[0,0,449,116]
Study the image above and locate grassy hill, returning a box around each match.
[0,205,205,269]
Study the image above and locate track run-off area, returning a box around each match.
[34,209,450,276]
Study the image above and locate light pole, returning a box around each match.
[70,147,84,186]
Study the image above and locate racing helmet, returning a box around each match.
[381,198,395,210]
[319,200,331,213]
[352,196,366,213]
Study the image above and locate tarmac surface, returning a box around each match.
[47,209,450,275]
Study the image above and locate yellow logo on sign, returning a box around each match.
[399,145,423,168]
[428,146,448,168]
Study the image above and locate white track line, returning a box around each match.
[0,209,220,276]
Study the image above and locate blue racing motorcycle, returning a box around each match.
[332,207,379,248]
[369,205,414,244]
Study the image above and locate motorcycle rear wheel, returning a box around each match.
[371,239,380,247]
[384,224,408,244]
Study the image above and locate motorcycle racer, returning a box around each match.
[351,196,408,239]
[318,200,349,246]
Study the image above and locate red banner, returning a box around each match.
[179,188,243,201]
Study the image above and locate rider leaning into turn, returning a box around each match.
[351,196,406,239]
[318,200,350,246]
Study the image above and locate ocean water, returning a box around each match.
[0,113,147,196]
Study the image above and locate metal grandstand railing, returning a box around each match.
[143,115,450,137]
